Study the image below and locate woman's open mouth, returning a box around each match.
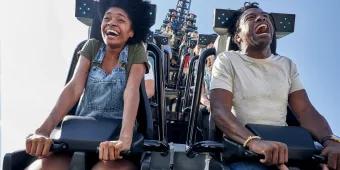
[106,29,120,38]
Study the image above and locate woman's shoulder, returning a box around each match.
[127,42,147,60]
[86,38,102,49]
[80,38,103,60]
[126,42,149,73]
[128,42,146,53]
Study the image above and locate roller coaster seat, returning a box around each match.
[213,8,295,57]
[3,38,157,169]
[186,9,325,169]
[185,46,324,170]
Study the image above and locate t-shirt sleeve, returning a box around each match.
[79,39,101,61]
[289,61,304,93]
[128,43,149,73]
[210,52,234,93]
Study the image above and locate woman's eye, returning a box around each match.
[118,19,125,23]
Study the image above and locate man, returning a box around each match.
[210,2,340,170]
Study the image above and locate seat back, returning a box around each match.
[210,10,297,140]
[185,9,303,160]
[213,9,295,55]
[147,43,167,143]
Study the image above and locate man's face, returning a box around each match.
[236,8,274,49]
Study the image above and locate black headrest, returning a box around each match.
[154,35,169,46]
[75,0,156,41]
[198,34,218,47]
[213,9,295,39]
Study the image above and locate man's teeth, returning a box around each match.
[256,24,268,34]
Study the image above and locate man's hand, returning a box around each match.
[322,141,340,170]
[247,139,288,166]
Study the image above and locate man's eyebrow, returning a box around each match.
[243,11,269,18]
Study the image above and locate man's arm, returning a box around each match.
[210,88,253,143]
[211,88,289,165]
[288,89,332,141]
[200,83,210,109]
[289,89,340,169]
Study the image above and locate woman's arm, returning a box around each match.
[120,64,145,145]
[26,56,91,157]
[35,56,91,136]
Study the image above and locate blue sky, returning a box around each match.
[152,0,340,134]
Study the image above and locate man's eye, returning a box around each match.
[246,15,256,21]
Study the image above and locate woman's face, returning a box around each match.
[101,7,134,48]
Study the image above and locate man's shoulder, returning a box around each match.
[273,54,295,65]
[218,50,239,59]
[216,50,243,64]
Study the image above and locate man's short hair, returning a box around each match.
[229,2,260,46]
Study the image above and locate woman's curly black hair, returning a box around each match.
[97,0,153,45]
[228,2,277,54]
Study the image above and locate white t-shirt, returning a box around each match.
[145,61,154,80]
[210,51,304,126]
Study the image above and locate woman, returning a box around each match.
[25,0,152,169]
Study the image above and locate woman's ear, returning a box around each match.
[129,30,134,38]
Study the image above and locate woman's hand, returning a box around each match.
[25,133,52,158]
[98,137,132,161]
[247,139,288,166]
[321,141,340,170]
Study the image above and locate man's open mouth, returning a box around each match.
[255,24,269,35]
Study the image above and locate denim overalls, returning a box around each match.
[75,45,128,119]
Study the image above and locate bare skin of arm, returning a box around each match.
[145,79,155,98]
[26,56,91,157]
[289,89,340,170]
[120,64,145,143]
[211,89,288,166]
[200,83,210,110]
[99,64,145,161]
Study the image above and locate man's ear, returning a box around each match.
[234,34,241,44]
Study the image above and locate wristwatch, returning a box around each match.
[320,134,340,145]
